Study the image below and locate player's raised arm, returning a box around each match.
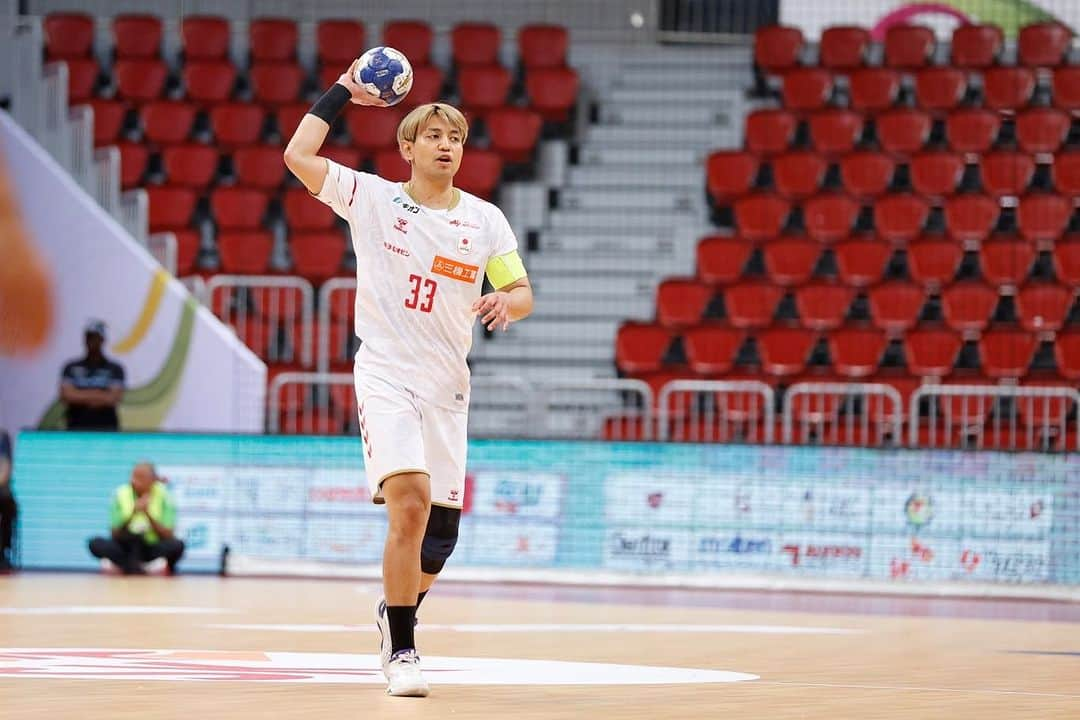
[283,59,388,194]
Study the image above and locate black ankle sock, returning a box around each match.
[416,590,428,610]
[387,605,416,653]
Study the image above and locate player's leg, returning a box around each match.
[381,471,430,645]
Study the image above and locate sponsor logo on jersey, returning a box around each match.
[457,237,472,255]
[449,218,481,229]
[393,196,420,214]
[393,217,408,234]
[431,255,479,283]
[382,241,410,257]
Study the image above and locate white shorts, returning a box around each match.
[354,370,468,509]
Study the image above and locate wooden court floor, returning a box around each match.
[1,574,1078,719]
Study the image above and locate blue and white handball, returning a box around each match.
[354,46,413,106]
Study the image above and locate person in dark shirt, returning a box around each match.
[0,430,17,572]
[60,320,126,430]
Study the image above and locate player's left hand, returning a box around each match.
[473,292,511,332]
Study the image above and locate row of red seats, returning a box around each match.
[696,234,1080,289]
[654,277,1076,334]
[755,22,1071,73]
[744,106,1074,157]
[709,149,1080,201]
[776,64,1080,114]
[46,14,570,70]
[616,322,1080,381]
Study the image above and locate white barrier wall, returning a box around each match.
[0,110,265,435]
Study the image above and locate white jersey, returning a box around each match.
[315,160,519,410]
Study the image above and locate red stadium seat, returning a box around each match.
[910,152,964,198]
[518,24,568,69]
[905,328,961,377]
[656,278,713,328]
[317,65,343,91]
[945,109,1000,155]
[113,14,162,59]
[383,20,434,66]
[183,61,237,104]
[1016,284,1073,332]
[869,282,925,332]
[982,67,1036,113]
[525,67,579,122]
[820,25,870,70]
[706,150,758,203]
[840,151,895,198]
[697,235,752,285]
[274,102,309,140]
[182,16,230,61]
[908,237,962,288]
[683,325,746,376]
[209,103,265,148]
[234,145,286,189]
[451,23,501,67]
[724,283,784,329]
[834,237,891,287]
[289,231,346,284]
[884,25,935,70]
[114,59,168,103]
[250,62,304,106]
[734,193,790,242]
[486,107,543,164]
[808,109,863,155]
[1054,331,1080,379]
[402,65,444,108]
[874,194,929,244]
[830,327,887,378]
[804,193,859,243]
[147,186,198,231]
[795,283,854,330]
[140,101,197,145]
[849,68,900,114]
[746,109,797,155]
[117,142,148,189]
[1018,21,1072,69]
[344,105,403,154]
[615,323,672,374]
[951,24,1003,69]
[162,144,218,187]
[211,187,269,230]
[65,57,99,103]
[87,99,127,146]
[773,151,827,199]
[782,68,833,111]
[877,109,931,157]
[941,282,998,332]
[980,152,1035,197]
[375,148,411,182]
[915,68,966,113]
[1051,67,1080,113]
[321,144,362,171]
[44,12,94,59]
[763,237,819,286]
[1053,239,1080,286]
[1016,108,1070,154]
[1017,194,1072,243]
[217,231,273,274]
[317,20,366,66]
[980,329,1038,378]
[758,327,816,377]
[754,25,804,74]
[454,149,503,200]
[250,18,297,62]
[284,187,336,231]
[979,238,1034,288]
[944,194,1000,244]
[1052,152,1080,197]
[174,230,201,275]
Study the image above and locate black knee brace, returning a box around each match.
[420,505,460,574]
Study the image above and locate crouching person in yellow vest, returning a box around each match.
[88,462,184,575]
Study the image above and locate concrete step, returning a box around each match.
[471,360,616,382]
[615,68,750,91]
[529,272,657,296]
[528,293,655,321]
[559,186,699,212]
[468,408,529,438]
[597,102,733,126]
[549,208,697,231]
[526,251,688,277]
[605,86,734,104]
[579,145,705,165]
[496,318,621,344]
[536,230,686,256]
[585,124,737,147]
[470,338,615,363]
[567,163,700,190]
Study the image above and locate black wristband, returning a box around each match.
[308,83,351,124]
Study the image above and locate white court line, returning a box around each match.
[757,681,1080,700]
[0,606,230,615]
[206,623,863,635]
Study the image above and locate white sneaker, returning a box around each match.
[385,649,429,697]
[374,597,394,675]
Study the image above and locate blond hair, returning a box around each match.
[396,103,469,147]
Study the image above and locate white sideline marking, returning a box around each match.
[207,622,863,635]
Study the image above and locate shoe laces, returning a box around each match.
[390,649,420,665]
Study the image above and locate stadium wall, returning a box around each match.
[0,111,266,436]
